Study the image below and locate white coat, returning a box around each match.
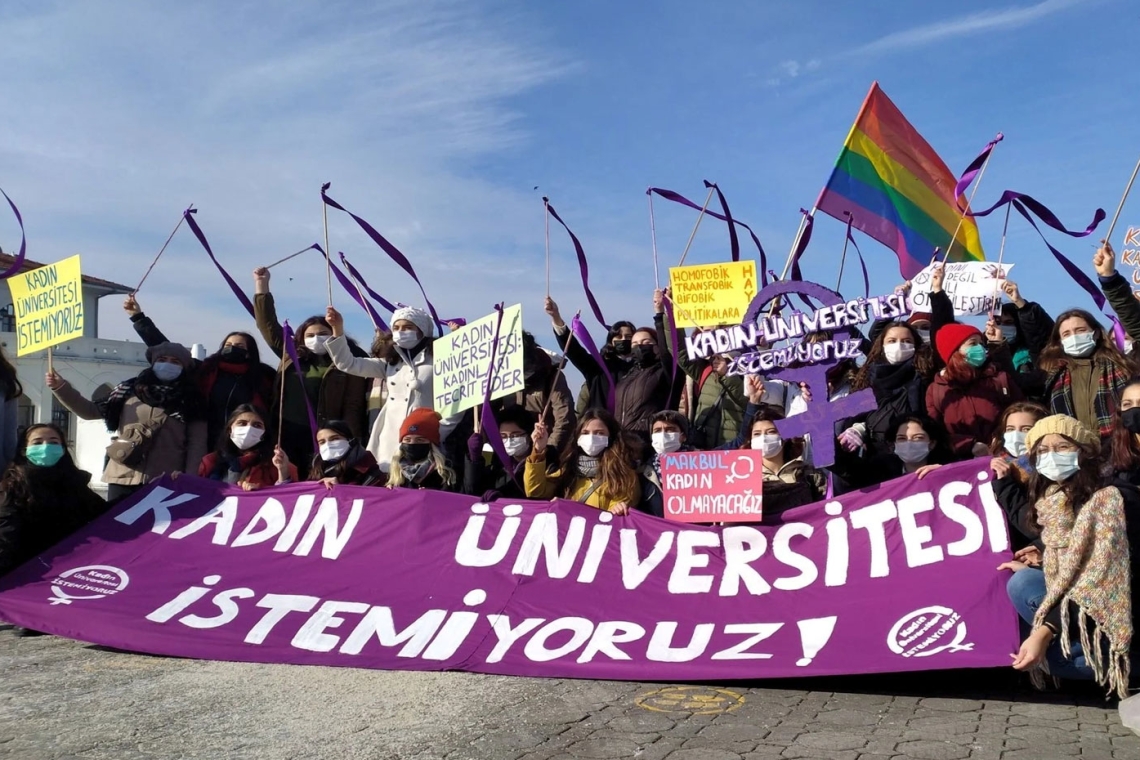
[327,335,457,472]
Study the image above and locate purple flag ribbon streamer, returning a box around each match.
[0,186,27,280]
[182,209,256,318]
[647,186,769,285]
[954,133,1004,204]
[338,252,466,330]
[311,244,386,332]
[479,303,517,479]
[843,218,871,301]
[544,200,609,330]
[569,314,616,413]
[704,181,740,263]
[320,183,445,332]
[282,320,319,443]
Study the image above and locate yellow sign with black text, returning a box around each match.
[8,255,84,355]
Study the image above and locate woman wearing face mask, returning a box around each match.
[197,405,296,490]
[0,425,107,580]
[1002,415,1137,698]
[742,410,826,518]
[493,332,576,453]
[524,409,640,515]
[46,342,207,503]
[385,408,455,491]
[841,322,932,456]
[464,407,548,501]
[252,268,369,471]
[1039,309,1136,439]
[834,415,953,491]
[989,402,1048,551]
[634,410,697,518]
[309,421,384,488]
[926,322,1022,459]
[323,305,457,475]
[545,293,680,437]
[124,296,277,445]
[1094,242,1140,356]
[994,281,1054,402]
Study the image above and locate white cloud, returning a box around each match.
[0,0,593,357]
[849,0,1087,57]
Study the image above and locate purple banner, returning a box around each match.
[0,461,1018,680]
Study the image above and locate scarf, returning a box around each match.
[576,455,600,480]
[1047,358,1129,438]
[400,457,435,485]
[868,359,918,401]
[96,370,199,431]
[209,450,262,482]
[1032,485,1132,698]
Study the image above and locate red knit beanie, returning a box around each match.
[935,323,982,365]
[399,408,442,445]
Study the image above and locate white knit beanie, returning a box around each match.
[392,306,434,338]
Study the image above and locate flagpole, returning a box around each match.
[836,213,852,292]
[676,186,717,268]
[322,187,333,306]
[942,150,995,262]
[648,191,661,289]
[543,197,552,298]
[1104,152,1140,247]
[989,203,1012,318]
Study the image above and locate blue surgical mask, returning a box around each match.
[25,442,64,467]
[963,344,987,368]
[1003,431,1027,458]
[1061,332,1096,358]
[894,441,930,464]
[1036,451,1080,482]
[152,361,183,382]
[1000,325,1018,342]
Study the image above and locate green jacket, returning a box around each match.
[665,325,747,448]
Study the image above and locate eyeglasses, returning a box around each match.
[500,433,527,441]
[1037,443,1079,455]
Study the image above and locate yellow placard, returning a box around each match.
[8,255,84,355]
[668,260,757,328]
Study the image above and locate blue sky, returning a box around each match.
[0,0,1137,359]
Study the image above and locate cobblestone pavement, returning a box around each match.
[2,624,1138,760]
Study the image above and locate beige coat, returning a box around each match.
[53,382,208,487]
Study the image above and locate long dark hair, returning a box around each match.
[0,424,79,505]
[1039,308,1137,375]
[294,315,332,363]
[744,408,803,461]
[1110,379,1140,475]
[599,321,636,360]
[0,344,21,400]
[851,321,932,391]
[555,409,638,503]
[890,415,955,465]
[988,401,1049,456]
[308,420,361,481]
[214,404,275,460]
[1026,434,1104,528]
[215,331,263,366]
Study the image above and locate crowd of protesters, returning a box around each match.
[0,242,1138,698]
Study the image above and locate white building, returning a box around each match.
[0,253,144,493]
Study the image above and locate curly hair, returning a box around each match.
[1026,434,1104,528]
[555,409,639,503]
[851,322,932,391]
[1109,378,1140,475]
[1038,309,1137,375]
[0,424,78,507]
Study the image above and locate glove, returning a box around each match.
[467,433,484,463]
[838,427,864,452]
[481,489,501,503]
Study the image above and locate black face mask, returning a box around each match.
[401,442,432,462]
[220,345,248,363]
[633,345,657,365]
[1123,408,1140,435]
[612,339,632,356]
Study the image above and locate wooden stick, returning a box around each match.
[836,215,852,292]
[543,197,551,298]
[648,192,661,289]
[474,404,482,436]
[676,186,717,268]
[133,205,191,294]
[942,151,994,262]
[47,346,53,374]
[276,351,287,449]
[990,203,1013,318]
[765,210,814,319]
[265,247,312,270]
[540,311,581,422]
[1104,152,1140,247]
[323,190,333,306]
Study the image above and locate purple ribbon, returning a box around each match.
[545,200,609,330]
[845,220,871,300]
[954,133,1004,204]
[321,183,445,332]
[182,209,256,318]
[283,320,320,443]
[311,245,386,332]
[0,187,27,280]
[338,252,466,330]
[647,186,769,285]
[704,181,740,263]
[569,314,616,413]
[480,304,516,478]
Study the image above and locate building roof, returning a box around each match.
[0,253,133,295]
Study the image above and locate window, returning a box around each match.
[51,396,74,448]
[0,304,13,333]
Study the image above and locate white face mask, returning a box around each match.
[1061,332,1096,358]
[651,431,683,455]
[894,440,930,464]
[319,439,352,462]
[503,436,530,458]
[1000,325,1018,342]
[1003,430,1027,458]
[752,434,783,457]
[305,335,330,354]
[1036,451,1080,482]
[230,424,264,451]
[152,361,183,382]
[915,329,931,344]
[883,342,916,365]
[578,434,609,457]
[393,330,421,349]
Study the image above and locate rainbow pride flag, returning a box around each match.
[817,82,985,279]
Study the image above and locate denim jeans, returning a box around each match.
[1006,568,1096,681]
